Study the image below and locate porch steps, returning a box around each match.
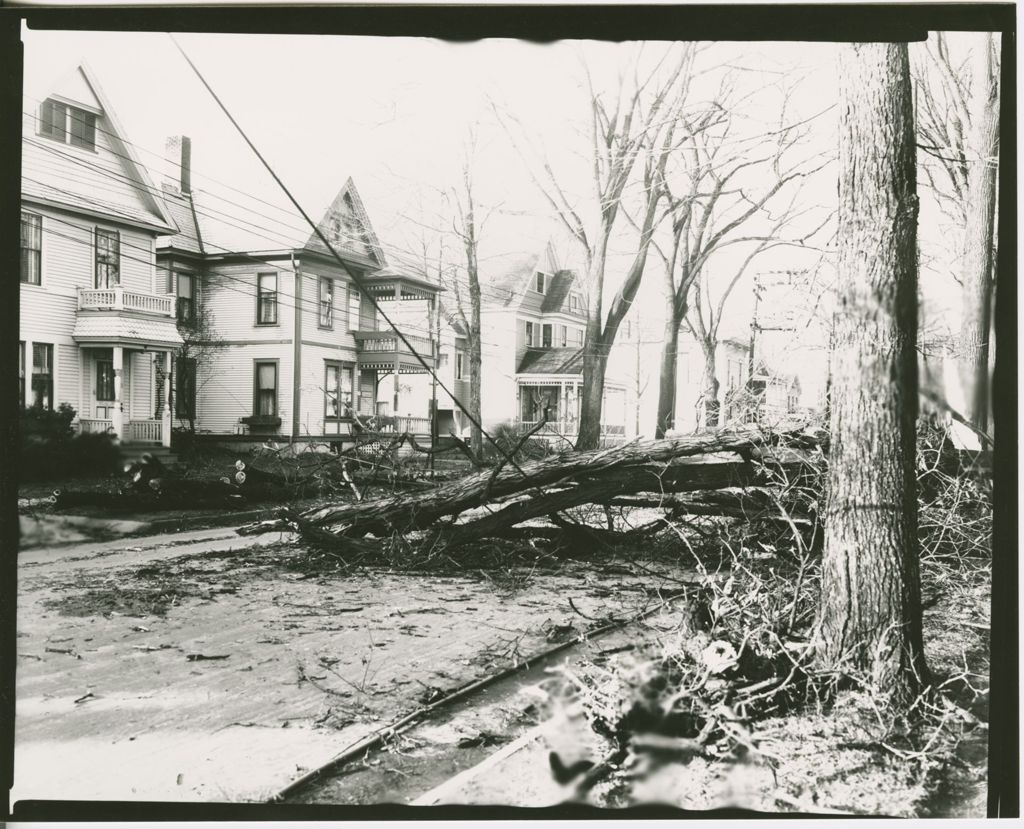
[119,443,180,471]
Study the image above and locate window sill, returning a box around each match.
[241,415,282,428]
[254,322,281,328]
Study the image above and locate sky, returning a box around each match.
[21,27,979,413]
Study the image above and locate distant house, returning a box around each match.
[436,242,629,445]
[156,136,441,447]
[671,335,752,432]
[748,361,802,423]
[19,64,182,448]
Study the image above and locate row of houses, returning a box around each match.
[19,64,803,457]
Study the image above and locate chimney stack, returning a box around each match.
[165,135,192,194]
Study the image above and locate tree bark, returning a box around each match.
[702,347,721,429]
[576,347,609,450]
[958,33,999,433]
[816,42,927,704]
[655,314,681,438]
[239,427,807,540]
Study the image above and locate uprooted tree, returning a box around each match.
[815,42,928,705]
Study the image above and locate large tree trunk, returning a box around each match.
[958,33,999,433]
[576,347,608,450]
[702,346,721,429]
[655,315,681,438]
[816,42,927,704]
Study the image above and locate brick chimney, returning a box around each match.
[165,135,192,194]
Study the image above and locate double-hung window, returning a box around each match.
[95,228,120,288]
[535,272,546,294]
[325,362,354,418]
[257,273,278,324]
[254,361,278,417]
[177,273,195,324]
[31,343,53,410]
[40,98,96,150]
[525,321,535,347]
[176,357,197,419]
[347,285,361,330]
[21,212,41,285]
[319,277,334,328]
[559,325,567,347]
[542,324,552,348]
[455,351,465,380]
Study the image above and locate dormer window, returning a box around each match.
[535,272,546,294]
[570,293,581,312]
[39,98,96,151]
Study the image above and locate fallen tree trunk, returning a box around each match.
[238,427,817,541]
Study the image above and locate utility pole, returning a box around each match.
[430,294,439,480]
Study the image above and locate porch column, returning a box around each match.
[559,380,566,428]
[393,356,400,416]
[111,345,124,441]
[161,350,172,448]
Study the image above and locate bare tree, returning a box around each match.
[175,304,226,436]
[498,44,698,450]
[914,32,1000,432]
[816,42,927,705]
[664,111,832,432]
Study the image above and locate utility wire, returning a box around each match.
[167,33,549,479]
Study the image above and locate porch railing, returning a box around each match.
[78,287,175,317]
[353,331,434,356]
[78,418,114,435]
[126,420,163,443]
[517,420,626,437]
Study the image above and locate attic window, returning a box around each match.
[40,98,96,150]
[535,272,546,294]
[570,293,581,312]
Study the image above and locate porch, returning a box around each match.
[515,377,627,442]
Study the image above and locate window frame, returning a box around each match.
[535,272,546,294]
[21,211,42,286]
[252,359,280,418]
[347,284,361,330]
[31,342,54,411]
[318,276,334,329]
[256,272,279,326]
[455,350,465,380]
[176,272,196,324]
[39,98,97,151]
[175,356,197,420]
[19,341,25,408]
[524,321,534,347]
[324,360,355,420]
[94,227,120,289]
[542,323,553,348]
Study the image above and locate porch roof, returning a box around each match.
[517,347,584,375]
[72,315,184,348]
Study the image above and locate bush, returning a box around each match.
[19,404,120,482]
[481,420,553,465]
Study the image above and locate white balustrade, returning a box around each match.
[127,420,163,443]
[78,287,174,317]
[78,418,114,435]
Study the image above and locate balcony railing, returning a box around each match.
[353,331,435,365]
[78,287,175,317]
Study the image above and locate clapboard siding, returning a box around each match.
[193,343,293,435]
[204,262,295,342]
[21,105,166,232]
[129,351,153,420]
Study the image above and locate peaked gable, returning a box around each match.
[23,63,175,233]
[304,178,386,266]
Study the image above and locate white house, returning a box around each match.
[19,64,182,448]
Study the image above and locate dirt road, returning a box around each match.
[15,526,684,804]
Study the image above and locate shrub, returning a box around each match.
[481,420,552,465]
[19,404,120,482]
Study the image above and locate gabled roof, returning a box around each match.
[518,347,584,375]
[482,239,563,308]
[22,63,176,233]
[159,184,204,255]
[303,178,386,267]
[540,270,580,314]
